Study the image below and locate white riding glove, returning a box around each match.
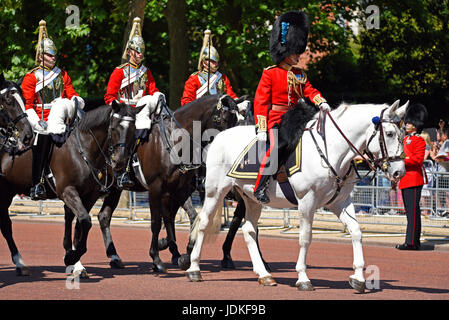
[237,100,251,113]
[319,102,331,112]
[256,131,267,142]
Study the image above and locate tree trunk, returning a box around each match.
[121,0,147,63]
[164,0,189,109]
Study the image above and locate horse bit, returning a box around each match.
[0,86,29,152]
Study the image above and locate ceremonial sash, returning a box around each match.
[35,67,61,93]
[196,72,222,98]
[120,65,147,90]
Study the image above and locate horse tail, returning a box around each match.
[204,202,223,243]
[189,200,223,244]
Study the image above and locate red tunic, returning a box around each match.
[253,64,325,131]
[180,72,237,106]
[21,67,78,121]
[399,134,426,189]
[104,64,159,106]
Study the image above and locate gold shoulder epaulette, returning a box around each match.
[190,71,199,76]
[117,62,128,69]
[27,66,40,74]
[264,65,276,70]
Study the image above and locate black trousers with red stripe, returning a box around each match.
[401,186,423,247]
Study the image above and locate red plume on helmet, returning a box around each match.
[269,11,309,65]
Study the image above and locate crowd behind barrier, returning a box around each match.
[10,162,449,230]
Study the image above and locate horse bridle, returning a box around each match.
[309,107,404,205]
[364,108,405,174]
[211,94,239,130]
[0,86,29,151]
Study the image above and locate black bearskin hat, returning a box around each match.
[269,11,309,65]
[404,103,428,133]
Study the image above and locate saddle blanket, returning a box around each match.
[227,137,302,180]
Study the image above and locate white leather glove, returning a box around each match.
[237,100,251,113]
[71,96,85,110]
[319,102,331,112]
[256,131,267,142]
[25,108,47,133]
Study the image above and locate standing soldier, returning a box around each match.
[22,20,85,200]
[253,11,331,204]
[181,30,250,114]
[396,104,428,250]
[104,17,166,188]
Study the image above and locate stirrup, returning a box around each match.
[30,183,47,201]
[117,171,134,189]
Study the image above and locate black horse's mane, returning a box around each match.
[175,94,219,114]
[0,80,22,94]
[78,103,137,132]
[279,99,318,155]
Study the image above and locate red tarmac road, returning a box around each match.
[1,220,449,301]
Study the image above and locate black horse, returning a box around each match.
[0,74,33,153]
[0,101,142,275]
[88,94,239,272]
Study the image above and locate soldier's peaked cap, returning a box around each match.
[270,11,309,65]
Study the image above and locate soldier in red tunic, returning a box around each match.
[396,104,428,250]
[22,20,84,200]
[181,30,238,106]
[253,11,331,203]
[104,17,166,188]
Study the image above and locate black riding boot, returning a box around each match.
[30,134,53,200]
[117,130,147,190]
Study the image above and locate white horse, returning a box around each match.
[185,100,409,293]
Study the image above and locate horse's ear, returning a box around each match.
[111,100,120,113]
[395,100,409,119]
[235,95,249,104]
[133,104,145,115]
[387,99,400,118]
[0,73,5,87]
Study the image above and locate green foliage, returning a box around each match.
[1,0,447,122]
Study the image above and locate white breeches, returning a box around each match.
[25,97,82,135]
[135,92,165,130]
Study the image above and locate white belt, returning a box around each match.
[34,103,52,110]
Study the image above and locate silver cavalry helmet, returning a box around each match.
[128,35,145,54]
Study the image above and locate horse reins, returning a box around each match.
[310,107,403,205]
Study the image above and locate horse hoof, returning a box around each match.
[178,254,191,271]
[73,269,89,279]
[349,276,365,293]
[152,262,167,273]
[158,238,169,251]
[221,259,236,270]
[186,270,203,282]
[258,276,277,286]
[64,250,79,267]
[16,266,30,276]
[296,281,315,291]
[109,259,125,269]
[171,255,181,266]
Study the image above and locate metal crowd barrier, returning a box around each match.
[9,161,449,231]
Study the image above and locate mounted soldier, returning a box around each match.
[253,11,331,204]
[104,17,166,188]
[181,30,250,114]
[21,20,85,200]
